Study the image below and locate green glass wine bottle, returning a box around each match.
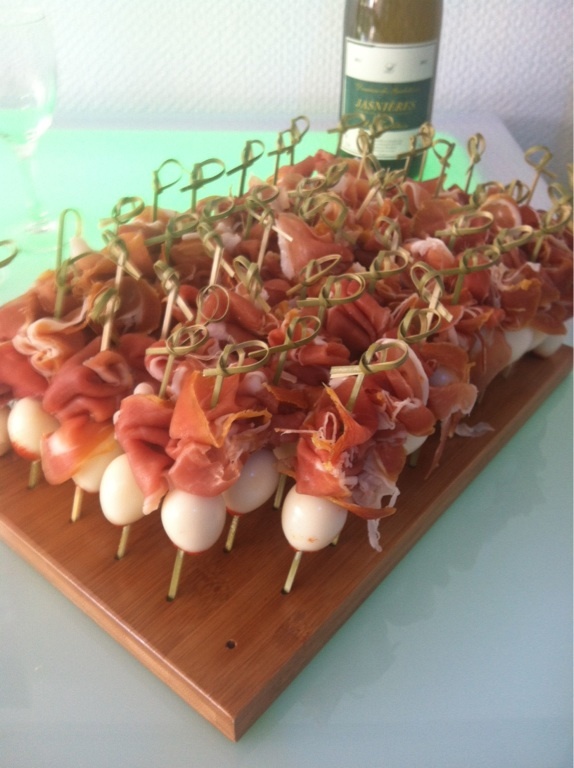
[340,0,443,177]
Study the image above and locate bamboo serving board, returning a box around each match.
[0,346,571,741]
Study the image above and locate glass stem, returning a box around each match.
[15,143,47,228]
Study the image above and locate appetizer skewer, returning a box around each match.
[222,449,280,552]
[0,115,570,597]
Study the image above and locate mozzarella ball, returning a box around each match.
[73,440,123,493]
[281,487,348,552]
[99,453,145,526]
[532,333,565,358]
[7,397,59,461]
[403,433,428,456]
[504,328,535,365]
[161,489,226,554]
[222,449,280,514]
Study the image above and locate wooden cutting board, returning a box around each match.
[0,345,571,741]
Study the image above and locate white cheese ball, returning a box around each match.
[99,453,145,526]
[222,450,279,514]
[7,397,59,461]
[73,440,123,493]
[281,487,348,552]
[161,489,226,554]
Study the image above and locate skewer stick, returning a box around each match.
[167,548,186,601]
[524,145,556,205]
[416,122,435,180]
[116,524,131,560]
[224,514,240,553]
[257,213,273,270]
[28,459,41,490]
[288,115,310,164]
[355,129,372,180]
[464,133,486,194]
[99,236,132,352]
[226,139,265,197]
[113,326,208,560]
[154,262,194,341]
[268,128,295,184]
[326,112,367,156]
[273,473,288,509]
[181,158,226,212]
[152,158,184,221]
[282,550,303,594]
[74,236,134,524]
[432,139,455,197]
[355,180,381,221]
[232,256,271,312]
[70,484,84,523]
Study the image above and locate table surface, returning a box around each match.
[0,113,572,768]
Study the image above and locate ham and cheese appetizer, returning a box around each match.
[0,123,570,571]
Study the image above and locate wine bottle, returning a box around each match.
[340,0,442,175]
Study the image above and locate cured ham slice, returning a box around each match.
[0,289,44,342]
[41,417,116,486]
[282,379,409,521]
[276,212,354,280]
[114,392,175,513]
[42,338,136,423]
[417,341,478,473]
[11,310,90,378]
[199,286,275,343]
[166,369,272,496]
[0,342,49,404]
[325,282,392,359]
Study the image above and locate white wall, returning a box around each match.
[41,0,573,182]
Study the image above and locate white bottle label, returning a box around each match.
[341,38,438,161]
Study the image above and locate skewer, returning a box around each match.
[112,326,208,560]
[223,515,240,553]
[431,139,455,197]
[464,133,486,193]
[70,485,84,523]
[116,524,131,560]
[69,235,132,523]
[326,112,367,156]
[167,548,186,602]
[226,139,265,197]
[161,490,227,600]
[282,550,303,595]
[524,145,556,205]
[28,459,41,490]
[182,158,226,212]
[222,449,279,552]
[280,488,348,594]
[152,158,184,221]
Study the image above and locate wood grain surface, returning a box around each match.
[0,346,571,741]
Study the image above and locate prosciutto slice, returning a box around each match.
[42,338,136,423]
[285,382,404,520]
[114,393,175,513]
[166,369,272,496]
[11,310,90,378]
[0,342,49,405]
[41,417,116,486]
[276,212,354,280]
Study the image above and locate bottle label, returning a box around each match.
[341,38,438,160]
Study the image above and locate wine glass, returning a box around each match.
[0,7,57,252]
